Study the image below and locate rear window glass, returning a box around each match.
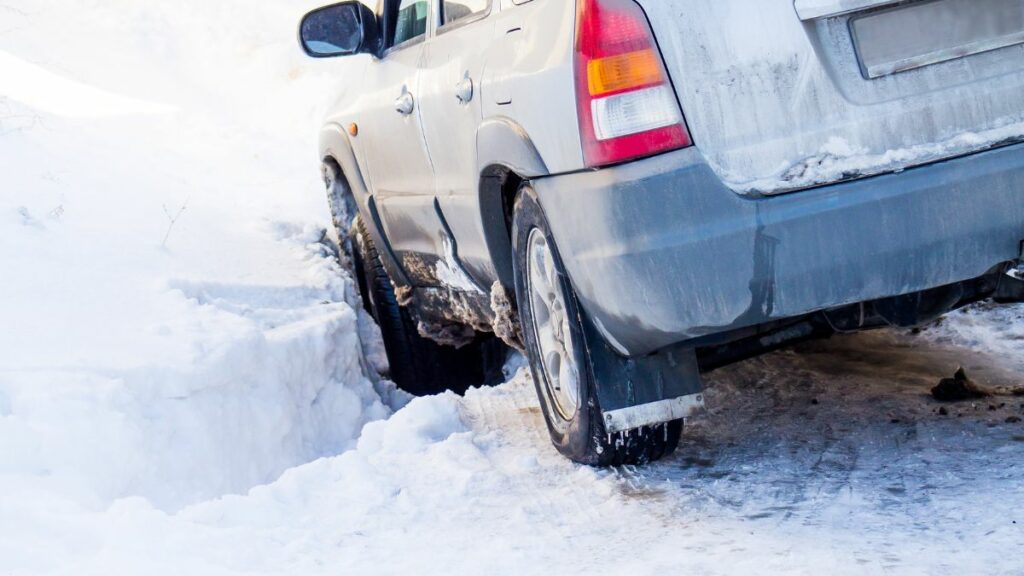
[392,0,428,46]
[442,0,489,26]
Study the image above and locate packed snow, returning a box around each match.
[2,2,1024,575]
[732,122,1024,195]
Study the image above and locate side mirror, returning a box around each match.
[299,2,379,58]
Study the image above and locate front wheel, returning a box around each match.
[511,185,681,465]
[349,217,506,396]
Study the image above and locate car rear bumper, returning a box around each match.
[533,144,1024,357]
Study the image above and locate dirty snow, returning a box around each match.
[435,236,484,293]
[734,121,1024,195]
[3,2,1024,575]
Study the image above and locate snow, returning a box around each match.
[434,235,484,293]
[0,50,175,118]
[794,0,902,20]
[733,120,1024,195]
[3,1,1024,575]
[0,0,393,515]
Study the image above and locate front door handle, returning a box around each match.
[395,91,415,115]
[455,75,474,104]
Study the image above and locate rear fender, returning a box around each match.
[477,117,548,288]
[476,117,549,180]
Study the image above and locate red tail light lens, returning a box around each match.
[575,0,691,168]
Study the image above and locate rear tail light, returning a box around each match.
[575,0,691,168]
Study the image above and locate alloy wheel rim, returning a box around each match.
[526,228,580,420]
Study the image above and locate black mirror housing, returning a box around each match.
[299,2,380,58]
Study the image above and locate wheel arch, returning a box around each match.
[320,123,370,206]
[320,123,411,287]
[477,117,549,290]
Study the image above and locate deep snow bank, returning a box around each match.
[11,341,1024,576]
[0,0,392,515]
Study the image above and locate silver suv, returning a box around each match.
[300,0,1024,465]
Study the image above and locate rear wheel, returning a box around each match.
[350,216,504,396]
[512,184,682,465]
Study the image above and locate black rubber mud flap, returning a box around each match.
[994,267,1024,303]
[577,308,704,433]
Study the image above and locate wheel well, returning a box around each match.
[322,156,349,197]
[479,164,525,290]
[322,156,360,237]
[322,156,355,212]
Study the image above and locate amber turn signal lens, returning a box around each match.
[348,123,359,137]
[587,49,662,96]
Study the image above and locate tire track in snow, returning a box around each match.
[446,316,1024,573]
[458,372,607,533]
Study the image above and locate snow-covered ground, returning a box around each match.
[2,2,1024,575]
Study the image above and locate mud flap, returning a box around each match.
[579,309,704,434]
[994,259,1024,303]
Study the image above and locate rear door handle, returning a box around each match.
[455,76,474,104]
[395,91,415,115]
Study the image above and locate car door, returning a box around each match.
[357,0,448,286]
[417,0,496,287]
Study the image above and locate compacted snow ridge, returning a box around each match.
[2,2,1024,575]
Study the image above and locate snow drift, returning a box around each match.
[0,0,393,515]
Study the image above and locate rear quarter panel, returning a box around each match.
[483,0,585,175]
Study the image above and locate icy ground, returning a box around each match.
[2,2,1024,575]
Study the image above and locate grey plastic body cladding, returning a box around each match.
[534,143,1024,358]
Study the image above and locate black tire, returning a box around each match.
[350,216,505,396]
[512,184,682,465]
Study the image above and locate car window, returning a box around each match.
[392,0,429,46]
[442,0,489,26]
